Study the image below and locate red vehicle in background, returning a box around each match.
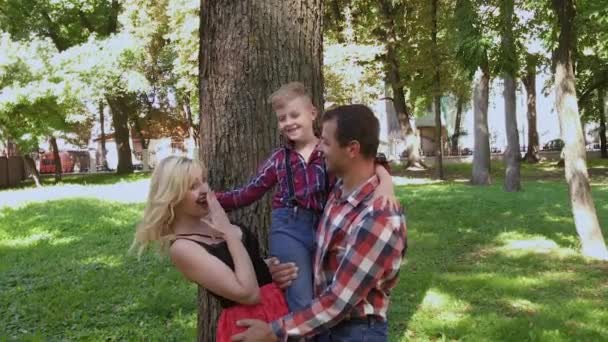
[39,151,75,174]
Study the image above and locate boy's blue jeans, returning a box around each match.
[269,207,318,312]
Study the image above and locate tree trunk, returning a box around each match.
[501,0,521,192]
[523,61,540,163]
[471,64,492,185]
[431,0,444,179]
[451,97,463,156]
[23,155,42,187]
[503,75,521,191]
[198,1,324,340]
[379,0,425,169]
[183,93,199,147]
[599,88,607,158]
[106,94,134,175]
[552,0,608,260]
[49,136,62,182]
[99,100,109,171]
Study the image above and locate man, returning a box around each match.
[232,104,408,342]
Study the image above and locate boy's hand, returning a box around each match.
[265,257,298,289]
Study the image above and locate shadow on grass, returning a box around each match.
[389,180,608,341]
[0,199,196,340]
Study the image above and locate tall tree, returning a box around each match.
[551,0,608,260]
[451,96,464,155]
[0,0,136,174]
[198,1,324,340]
[455,0,492,185]
[99,101,109,170]
[599,88,607,158]
[522,54,541,163]
[431,0,444,179]
[49,136,62,182]
[500,0,521,191]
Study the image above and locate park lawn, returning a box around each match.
[1,162,607,341]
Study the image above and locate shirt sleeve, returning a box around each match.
[216,149,280,210]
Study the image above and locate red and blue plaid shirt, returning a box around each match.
[216,143,334,213]
[270,175,407,339]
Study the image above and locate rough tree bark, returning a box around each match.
[198,1,324,340]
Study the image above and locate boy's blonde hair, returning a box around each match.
[131,156,207,256]
[269,82,313,110]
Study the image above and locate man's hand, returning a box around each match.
[230,319,277,342]
[265,257,298,289]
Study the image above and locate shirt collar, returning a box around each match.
[334,175,379,207]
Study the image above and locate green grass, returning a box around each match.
[0,199,196,340]
[1,163,607,341]
[389,180,608,341]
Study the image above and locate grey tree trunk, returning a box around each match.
[49,136,62,182]
[471,64,492,185]
[523,62,540,163]
[451,97,463,155]
[23,155,42,187]
[379,0,425,169]
[99,100,109,171]
[198,0,324,340]
[599,88,607,158]
[501,0,521,192]
[552,0,608,260]
[183,93,199,147]
[431,0,444,179]
[106,94,134,174]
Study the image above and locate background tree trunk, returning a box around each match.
[471,64,492,185]
[431,0,444,180]
[23,155,41,187]
[106,94,134,174]
[451,97,463,155]
[99,100,109,171]
[379,0,425,169]
[503,75,521,191]
[183,93,199,147]
[599,88,607,158]
[501,0,521,192]
[198,0,324,340]
[552,0,608,260]
[523,61,540,163]
[49,136,62,182]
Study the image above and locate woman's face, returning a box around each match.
[174,170,210,219]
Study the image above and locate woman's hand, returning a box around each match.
[204,192,242,241]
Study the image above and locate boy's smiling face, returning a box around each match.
[275,96,317,143]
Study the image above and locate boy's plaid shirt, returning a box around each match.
[216,144,331,213]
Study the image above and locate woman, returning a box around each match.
[131,156,288,342]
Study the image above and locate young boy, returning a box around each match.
[216,82,394,312]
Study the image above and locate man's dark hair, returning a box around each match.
[322,104,379,159]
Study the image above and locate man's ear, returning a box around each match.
[346,141,361,158]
